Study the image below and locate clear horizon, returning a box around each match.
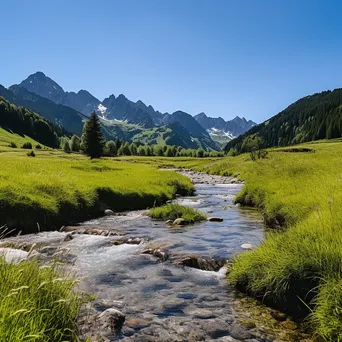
[2,0,342,123]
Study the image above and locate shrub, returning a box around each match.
[27,151,35,157]
[36,144,42,149]
[22,142,32,149]
[9,142,17,148]
[227,148,238,156]
[257,149,268,159]
[105,140,117,156]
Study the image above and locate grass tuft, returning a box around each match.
[147,203,206,223]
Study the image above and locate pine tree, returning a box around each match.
[81,112,105,158]
[70,135,80,152]
[129,143,138,155]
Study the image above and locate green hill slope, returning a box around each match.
[225,88,342,152]
[0,96,65,148]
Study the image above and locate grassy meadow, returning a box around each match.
[0,148,198,234]
[190,139,342,341]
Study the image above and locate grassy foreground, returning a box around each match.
[0,257,80,342]
[147,203,206,223]
[193,140,342,341]
[0,151,195,234]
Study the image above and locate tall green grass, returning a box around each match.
[192,140,342,340]
[0,257,80,341]
[147,203,206,223]
[0,152,194,233]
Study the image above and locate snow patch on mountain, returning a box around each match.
[206,128,235,142]
[97,104,107,115]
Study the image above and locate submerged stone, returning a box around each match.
[174,255,226,271]
[207,217,224,222]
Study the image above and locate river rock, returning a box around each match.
[186,309,216,319]
[174,255,226,271]
[0,248,28,263]
[64,233,73,241]
[200,318,232,338]
[125,317,151,330]
[208,217,224,222]
[85,227,119,236]
[173,218,189,226]
[104,209,115,216]
[142,248,169,261]
[241,243,253,250]
[165,220,173,225]
[126,237,144,245]
[39,246,59,255]
[112,237,145,246]
[270,310,287,321]
[97,308,125,335]
[60,225,80,233]
[229,323,254,340]
[281,320,298,330]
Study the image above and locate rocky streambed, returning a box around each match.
[0,170,311,341]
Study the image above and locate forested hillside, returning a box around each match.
[0,97,65,148]
[225,88,342,152]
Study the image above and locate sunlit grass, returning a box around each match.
[0,128,49,152]
[0,151,195,233]
[0,256,80,341]
[189,140,342,340]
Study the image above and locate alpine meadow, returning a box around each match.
[1,1,342,341]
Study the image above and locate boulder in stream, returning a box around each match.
[142,248,169,261]
[173,218,189,226]
[104,209,115,216]
[0,248,29,263]
[97,308,125,335]
[174,255,226,271]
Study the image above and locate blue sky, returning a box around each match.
[1,0,342,123]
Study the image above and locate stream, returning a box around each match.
[1,171,309,342]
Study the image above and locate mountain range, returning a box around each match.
[1,71,256,150]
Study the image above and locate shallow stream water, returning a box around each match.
[69,175,269,341]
